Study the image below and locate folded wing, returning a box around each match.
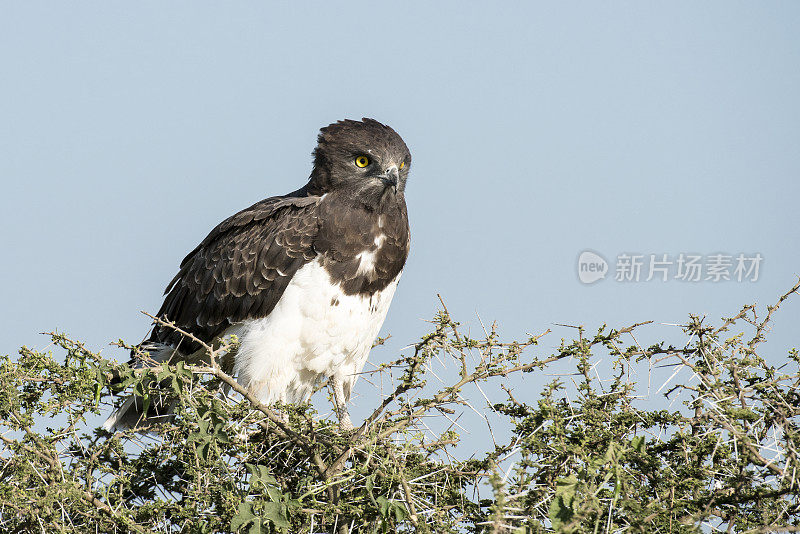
[151,193,321,353]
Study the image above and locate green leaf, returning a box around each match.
[262,501,290,529]
[156,367,171,382]
[604,441,619,463]
[391,501,407,522]
[549,475,578,529]
[246,464,279,491]
[141,391,151,415]
[171,375,182,395]
[93,381,103,406]
[376,496,390,517]
[231,503,256,532]
[266,486,282,502]
[196,442,210,463]
[554,475,578,506]
[176,360,192,378]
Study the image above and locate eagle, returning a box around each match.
[104,118,411,431]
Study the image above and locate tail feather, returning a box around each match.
[102,342,180,432]
[102,396,137,431]
[102,395,177,432]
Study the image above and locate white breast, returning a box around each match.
[226,257,400,404]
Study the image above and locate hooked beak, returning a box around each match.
[379,165,399,191]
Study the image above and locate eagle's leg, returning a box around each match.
[332,377,354,431]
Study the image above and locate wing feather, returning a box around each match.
[150,193,321,352]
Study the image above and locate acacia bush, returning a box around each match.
[1,281,799,533]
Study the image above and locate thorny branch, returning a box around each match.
[0,280,799,533]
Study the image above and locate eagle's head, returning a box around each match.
[309,118,411,203]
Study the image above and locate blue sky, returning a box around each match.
[2,3,799,424]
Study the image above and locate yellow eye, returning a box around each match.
[399,161,405,169]
[355,156,370,168]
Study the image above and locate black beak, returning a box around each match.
[380,165,399,191]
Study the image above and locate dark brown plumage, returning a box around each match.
[105,118,412,432]
[150,118,411,353]
[153,195,320,353]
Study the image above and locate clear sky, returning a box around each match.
[2,3,799,425]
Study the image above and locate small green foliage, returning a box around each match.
[1,280,799,532]
[548,475,579,530]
